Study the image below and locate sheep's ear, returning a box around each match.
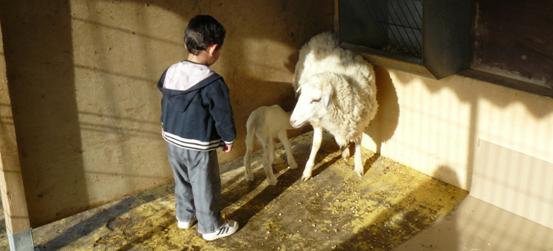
[322,90,331,108]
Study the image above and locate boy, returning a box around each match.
[157,15,238,241]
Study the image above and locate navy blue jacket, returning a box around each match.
[158,70,236,151]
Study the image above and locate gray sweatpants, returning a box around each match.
[166,143,223,234]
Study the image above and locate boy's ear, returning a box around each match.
[207,44,219,56]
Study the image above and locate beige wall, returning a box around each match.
[0,0,333,226]
[363,66,553,229]
[0,20,32,234]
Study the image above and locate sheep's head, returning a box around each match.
[289,73,335,128]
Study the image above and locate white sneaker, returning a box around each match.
[177,216,197,229]
[202,220,239,241]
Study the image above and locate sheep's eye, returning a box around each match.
[310,98,321,103]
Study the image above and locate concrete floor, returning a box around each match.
[1,131,552,250]
[395,196,553,251]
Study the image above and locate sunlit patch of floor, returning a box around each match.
[28,131,467,250]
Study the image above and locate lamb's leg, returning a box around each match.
[353,143,364,176]
[243,129,255,182]
[261,137,278,186]
[243,149,254,182]
[278,130,297,169]
[302,126,323,181]
[270,138,284,165]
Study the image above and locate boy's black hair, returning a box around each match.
[184,15,226,55]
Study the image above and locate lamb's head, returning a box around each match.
[289,73,337,128]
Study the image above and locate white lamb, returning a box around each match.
[290,32,378,181]
[244,105,298,185]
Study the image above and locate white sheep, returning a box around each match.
[290,32,378,181]
[244,105,298,185]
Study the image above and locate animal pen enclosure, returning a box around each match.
[1,0,553,250]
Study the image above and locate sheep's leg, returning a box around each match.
[278,130,297,169]
[261,137,278,186]
[353,143,364,176]
[302,126,323,181]
[341,145,350,159]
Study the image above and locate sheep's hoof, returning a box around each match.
[301,173,312,181]
[354,169,364,177]
[274,157,285,165]
[288,161,298,169]
[268,178,278,186]
[341,148,350,159]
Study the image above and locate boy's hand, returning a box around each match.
[223,144,232,153]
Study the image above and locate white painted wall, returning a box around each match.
[363,66,553,229]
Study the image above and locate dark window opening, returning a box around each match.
[338,0,472,79]
[469,0,553,96]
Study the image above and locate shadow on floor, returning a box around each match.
[226,154,341,228]
[335,165,465,250]
[34,186,167,250]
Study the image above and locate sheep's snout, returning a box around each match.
[289,110,309,128]
[289,118,304,128]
